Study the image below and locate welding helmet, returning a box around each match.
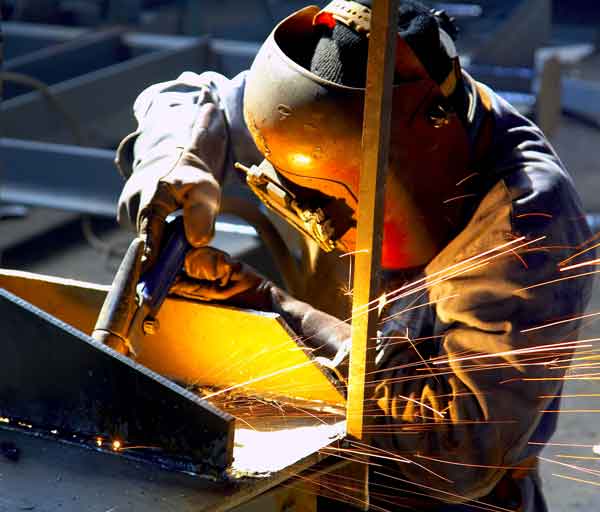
[242,2,473,269]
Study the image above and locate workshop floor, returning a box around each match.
[1,115,599,510]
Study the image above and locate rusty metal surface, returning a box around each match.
[0,425,343,512]
[0,287,235,475]
[0,427,228,512]
[347,0,398,441]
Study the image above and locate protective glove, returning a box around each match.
[117,102,227,268]
[170,247,351,381]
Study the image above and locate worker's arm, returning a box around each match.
[116,71,261,266]
[370,169,594,502]
[171,159,593,506]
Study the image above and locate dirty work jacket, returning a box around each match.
[116,70,595,511]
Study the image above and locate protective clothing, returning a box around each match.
[242,6,469,269]
[116,87,227,267]
[115,7,595,512]
[171,246,350,364]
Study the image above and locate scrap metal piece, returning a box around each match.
[0,287,234,474]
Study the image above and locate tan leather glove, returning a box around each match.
[170,247,351,375]
[117,103,227,267]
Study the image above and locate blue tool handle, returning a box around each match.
[138,213,190,316]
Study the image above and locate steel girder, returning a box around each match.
[0,287,235,473]
[0,138,122,216]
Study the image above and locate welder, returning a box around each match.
[115,1,594,510]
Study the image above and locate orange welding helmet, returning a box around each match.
[242,1,474,270]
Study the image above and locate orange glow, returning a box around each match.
[290,153,313,167]
[112,440,122,451]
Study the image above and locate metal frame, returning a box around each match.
[1,138,122,216]
[2,29,211,143]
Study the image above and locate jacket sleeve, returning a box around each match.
[370,167,594,502]
[115,70,262,182]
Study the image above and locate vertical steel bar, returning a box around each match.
[347,0,399,441]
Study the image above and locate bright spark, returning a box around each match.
[339,249,369,258]
[560,258,600,272]
[552,474,600,488]
[443,194,477,204]
[557,455,600,461]
[529,442,594,448]
[415,454,535,471]
[455,172,479,187]
[433,340,589,366]
[559,239,600,268]
[514,269,600,292]
[521,311,600,333]
[539,456,600,478]
[201,361,315,400]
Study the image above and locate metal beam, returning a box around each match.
[2,36,210,142]
[347,0,398,441]
[0,287,234,472]
[0,138,123,216]
[4,28,128,100]
[2,21,86,60]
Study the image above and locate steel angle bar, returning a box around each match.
[2,21,87,60]
[0,287,235,473]
[347,0,398,442]
[0,138,122,216]
[2,36,210,141]
[4,28,129,101]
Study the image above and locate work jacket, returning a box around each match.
[117,70,595,511]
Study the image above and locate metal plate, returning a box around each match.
[0,270,346,407]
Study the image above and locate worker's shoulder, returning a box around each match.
[431,80,590,272]
[132,70,248,117]
[476,83,589,244]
